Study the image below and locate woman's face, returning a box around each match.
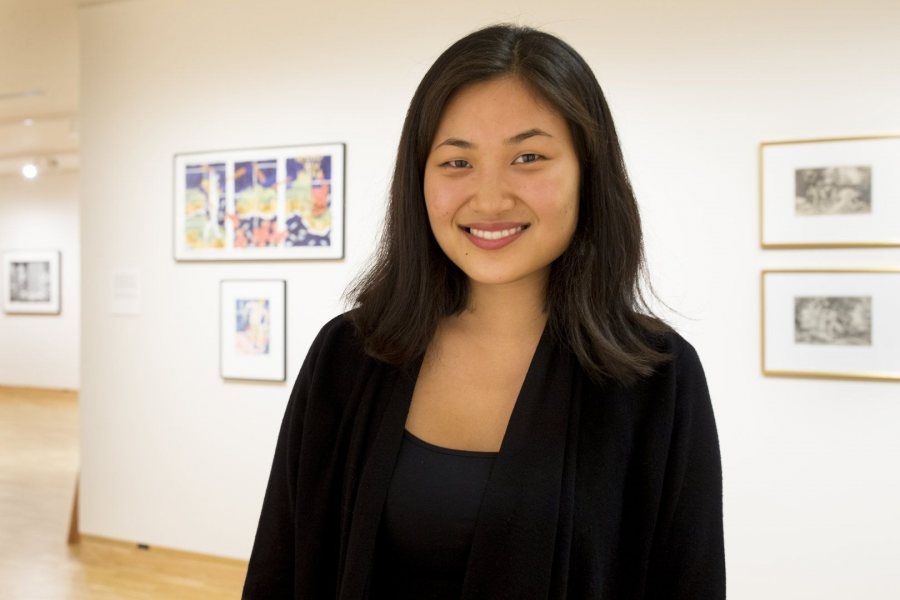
[423,76,580,289]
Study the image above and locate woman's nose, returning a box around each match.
[468,169,516,214]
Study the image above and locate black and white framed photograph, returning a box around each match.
[2,250,61,315]
[759,135,900,248]
[174,143,345,261]
[220,280,286,382]
[761,269,900,381]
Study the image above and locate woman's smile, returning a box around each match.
[460,222,530,249]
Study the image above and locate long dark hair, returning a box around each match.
[347,24,671,384]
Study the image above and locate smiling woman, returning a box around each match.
[243,24,724,600]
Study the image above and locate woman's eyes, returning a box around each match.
[512,153,542,164]
[439,154,544,168]
[442,159,471,169]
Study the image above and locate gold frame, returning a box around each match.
[761,269,900,382]
[758,134,900,249]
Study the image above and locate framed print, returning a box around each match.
[2,250,61,314]
[220,280,286,382]
[759,135,900,248]
[174,143,345,261]
[761,269,900,381]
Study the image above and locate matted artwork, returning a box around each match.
[761,270,900,381]
[174,143,345,260]
[220,280,286,381]
[759,135,900,248]
[2,250,61,314]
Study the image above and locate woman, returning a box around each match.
[243,24,724,599]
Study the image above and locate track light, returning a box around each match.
[19,158,62,179]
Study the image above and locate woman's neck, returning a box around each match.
[451,270,549,341]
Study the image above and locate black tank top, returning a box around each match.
[370,429,498,599]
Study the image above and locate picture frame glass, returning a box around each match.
[220,280,286,381]
[763,271,900,380]
[175,143,345,261]
[761,136,900,247]
[2,250,61,314]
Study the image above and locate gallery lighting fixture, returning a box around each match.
[22,163,38,179]
[17,158,61,180]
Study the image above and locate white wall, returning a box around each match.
[79,0,900,596]
[0,171,80,390]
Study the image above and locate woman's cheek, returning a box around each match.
[425,182,464,220]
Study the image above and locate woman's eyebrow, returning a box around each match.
[433,128,553,151]
[434,137,475,150]
[506,128,553,145]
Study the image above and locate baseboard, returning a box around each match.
[0,384,79,398]
[78,533,250,567]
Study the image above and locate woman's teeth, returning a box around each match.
[468,226,525,240]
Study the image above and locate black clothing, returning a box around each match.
[370,429,497,598]
[243,314,726,599]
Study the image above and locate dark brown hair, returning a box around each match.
[347,24,671,384]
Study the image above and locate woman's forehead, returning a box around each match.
[432,77,567,144]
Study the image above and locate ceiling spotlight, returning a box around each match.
[22,163,38,179]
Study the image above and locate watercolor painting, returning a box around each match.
[183,162,227,249]
[174,144,344,260]
[285,155,332,247]
[232,159,286,249]
[235,298,271,355]
[220,280,285,381]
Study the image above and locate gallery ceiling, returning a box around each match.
[0,0,131,177]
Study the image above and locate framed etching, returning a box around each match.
[174,143,345,261]
[761,269,900,381]
[759,135,900,248]
[220,280,286,382]
[2,250,61,314]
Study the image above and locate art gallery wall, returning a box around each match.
[0,172,80,390]
[79,0,900,597]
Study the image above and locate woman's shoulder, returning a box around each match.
[312,311,358,342]
[640,329,706,395]
[632,320,704,371]
[625,318,706,379]
[663,329,703,369]
[616,325,708,401]
[653,329,713,416]
[286,312,377,415]
[304,311,368,367]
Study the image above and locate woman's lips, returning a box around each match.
[459,223,529,250]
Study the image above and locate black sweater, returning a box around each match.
[243,315,725,599]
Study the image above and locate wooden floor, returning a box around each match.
[0,386,248,599]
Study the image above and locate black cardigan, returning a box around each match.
[243,315,725,599]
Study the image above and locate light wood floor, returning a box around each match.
[0,386,248,599]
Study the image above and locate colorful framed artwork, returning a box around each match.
[174,143,345,261]
[759,134,900,248]
[220,280,286,382]
[2,250,61,314]
[761,269,900,382]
